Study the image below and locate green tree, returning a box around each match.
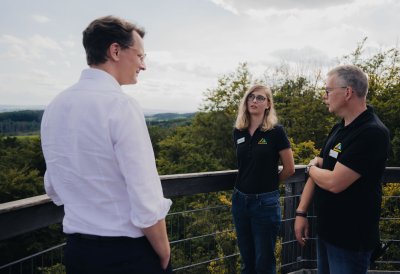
[0,136,45,203]
[148,125,173,159]
[157,63,252,175]
[201,62,252,117]
[273,77,334,148]
[343,38,400,165]
[290,138,320,165]
[379,183,400,270]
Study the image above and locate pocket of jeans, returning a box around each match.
[255,199,281,224]
[259,198,279,208]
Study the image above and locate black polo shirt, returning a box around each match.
[233,125,291,194]
[315,106,390,251]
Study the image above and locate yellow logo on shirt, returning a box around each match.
[333,143,342,153]
[258,138,268,144]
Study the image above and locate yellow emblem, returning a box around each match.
[258,138,268,144]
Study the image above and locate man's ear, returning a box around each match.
[108,43,120,61]
[345,86,354,100]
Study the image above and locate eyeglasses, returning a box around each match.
[136,53,146,63]
[247,94,266,103]
[325,86,347,96]
[127,46,146,63]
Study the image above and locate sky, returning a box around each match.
[0,0,399,113]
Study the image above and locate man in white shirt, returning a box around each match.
[41,15,172,274]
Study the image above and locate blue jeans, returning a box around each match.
[317,237,373,274]
[232,188,281,274]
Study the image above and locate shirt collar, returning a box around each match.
[340,105,374,130]
[80,68,122,93]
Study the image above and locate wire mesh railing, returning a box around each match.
[0,169,399,274]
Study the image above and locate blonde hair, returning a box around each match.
[235,84,278,131]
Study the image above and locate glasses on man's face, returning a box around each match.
[127,46,146,63]
[325,86,347,96]
[137,53,146,63]
[247,94,266,103]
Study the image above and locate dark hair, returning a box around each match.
[82,15,145,65]
[327,65,368,97]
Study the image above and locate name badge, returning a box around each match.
[237,137,245,144]
[329,149,338,159]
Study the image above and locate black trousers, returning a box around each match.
[65,234,172,274]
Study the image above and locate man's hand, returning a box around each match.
[160,254,170,270]
[294,216,309,247]
[308,157,319,167]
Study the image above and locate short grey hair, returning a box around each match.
[327,65,368,97]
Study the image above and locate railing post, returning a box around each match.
[281,167,317,274]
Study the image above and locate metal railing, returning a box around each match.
[1,167,399,273]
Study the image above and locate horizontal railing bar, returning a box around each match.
[374,261,400,264]
[0,243,66,270]
[170,229,235,244]
[0,166,399,273]
[281,238,317,246]
[168,205,229,216]
[281,259,316,268]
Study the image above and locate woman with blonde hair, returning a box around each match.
[232,84,295,273]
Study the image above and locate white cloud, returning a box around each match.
[271,47,331,65]
[0,34,64,63]
[31,35,63,51]
[0,0,399,112]
[209,0,354,14]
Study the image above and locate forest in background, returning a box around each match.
[0,39,399,272]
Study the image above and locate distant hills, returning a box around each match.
[0,105,45,113]
[146,112,195,121]
[0,105,195,116]
[0,109,196,135]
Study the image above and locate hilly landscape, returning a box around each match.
[0,109,195,136]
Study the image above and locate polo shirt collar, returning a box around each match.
[339,105,374,130]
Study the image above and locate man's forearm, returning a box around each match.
[142,219,170,267]
[297,177,315,212]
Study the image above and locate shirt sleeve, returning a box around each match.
[338,127,389,176]
[275,125,291,151]
[44,171,63,206]
[109,98,172,228]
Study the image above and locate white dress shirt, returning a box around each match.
[41,68,172,238]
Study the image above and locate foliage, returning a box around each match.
[0,39,399,273]
[207,230,240,274]
[156,112,238,175]
[290,138,320,165]
[146,113,194,128]
[273,77,336,148]
[343,38,400,166]
[0,224,64,266]
[148,125,174,158]
[0,136,45,203]
[201,62,252,117]
[157,125,225,175]
[0,110,43,135]
[167,191,237,273]
[38,263,66,274]
[378,183,400,270]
